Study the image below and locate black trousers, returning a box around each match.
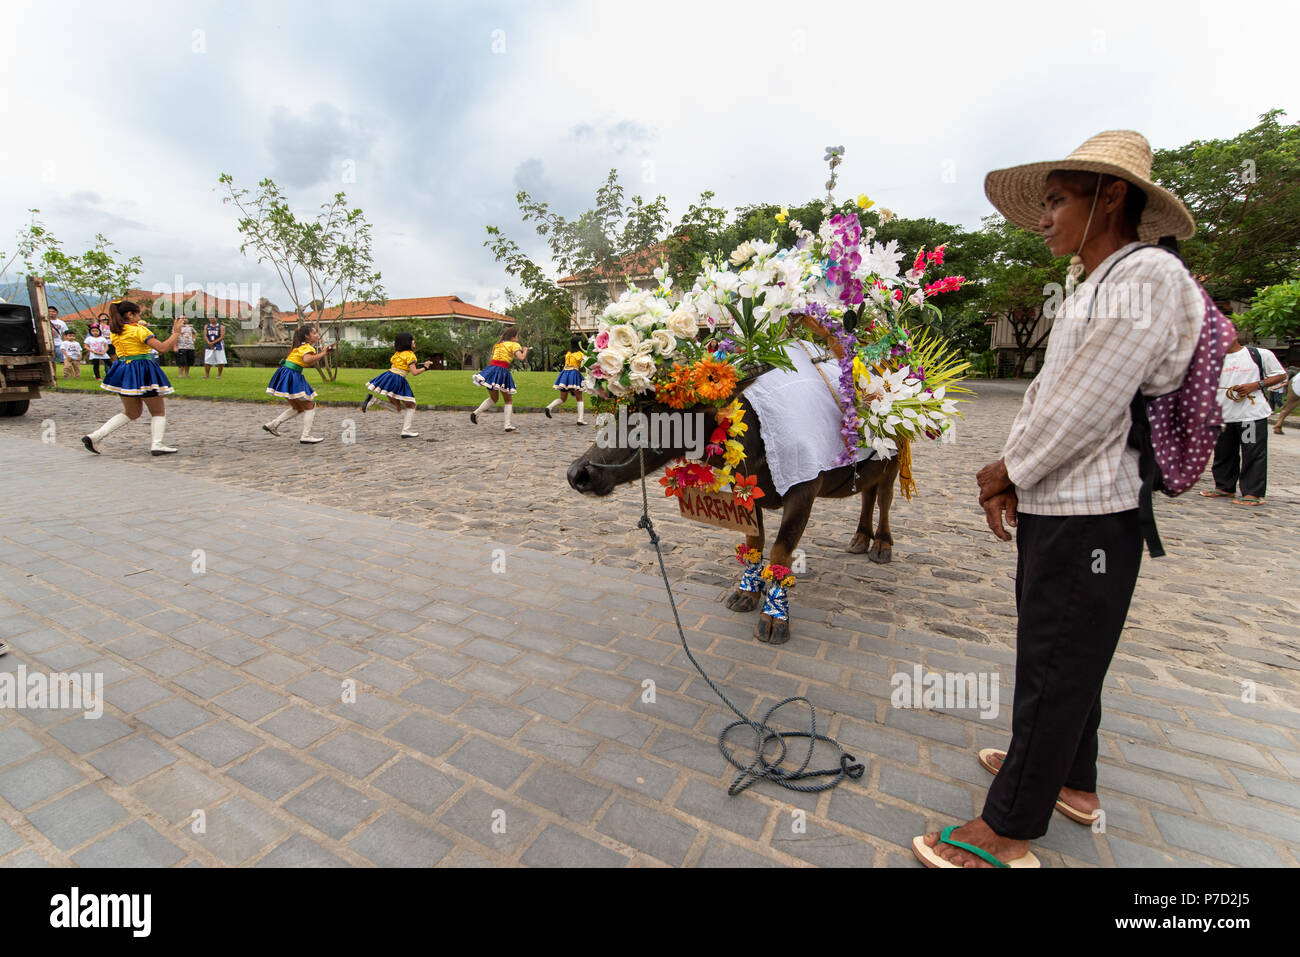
[91,358,110,378]
[981,510,1142,839]
[1212,419,1269,498]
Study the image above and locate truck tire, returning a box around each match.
[1,400,30,417]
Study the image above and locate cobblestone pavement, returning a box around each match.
[0,385,1297,867]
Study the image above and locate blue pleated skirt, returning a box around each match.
[100,357,173,397]
[553,368,584,392]
[366,371,416,403]
[266,366,316,400]
[472,364,517,394]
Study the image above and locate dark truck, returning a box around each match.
[0,276,55,417]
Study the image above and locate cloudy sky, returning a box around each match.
[3,0,1297,312]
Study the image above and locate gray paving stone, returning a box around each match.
[510,686,585,725]
[456,698,532,738]
[86,737,176,787]
[178,722,262,767]
[883,707,969,747]
[26,784,130,851]
[440,788,538,856]
[1196,789,1300,844]
[446,737,534,789]
[174,665,244,698]
[1105,835,1201,868]
[578,705,656,748]
[384,714,465,760]
[215,684,289,723]
[241,652,309,684]
[349,809,454,866]
[1185,711,1295,750]
[567,670,637,705]
[255,833,350,867]
[1098,763,1195,810]
[1098,710,1160,742]
[1222,697,1300,731]
[310,731,396,778]
[1100,692,1183,723]
[1034,813,1103,865]
[283,777,378,840]
[0,726,41,767]
[46,712,133,754]
[362,634,422,660]
[373,757,463,814]
[771,819,872,868]
[1117,743,1227,786]
[1153,811,1282,867]
[198,795,290,865]
[400,678,471,714]
[522,824,629,868]
[102,676,171,712]
[0,818,21,856]
[588,747,680,801]
[260,706,340,748]
[516,720,601,768]
[227,748,319,801]
[1164,728,1272,770]
[130,764,229,823]
[139,648,203,679]
[674,778,771,841]
[307,643,370,673]
[137,699,213,739]
[597,797,698,866]
[517,765,611,824]
[696,837,781,868]
[1230,770,1300,810]
[207,636,263,666]
[826,791,925,850]
[71,820,185,867]
[878,765,975,820]
[353,660,417,693]
[0,850,52,868]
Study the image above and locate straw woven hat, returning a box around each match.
[984,130,1195,241]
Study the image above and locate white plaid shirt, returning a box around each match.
[1003,242,1205,516]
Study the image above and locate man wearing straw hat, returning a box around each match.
[914,131,1202,868]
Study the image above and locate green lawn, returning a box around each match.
[54,366,576,409]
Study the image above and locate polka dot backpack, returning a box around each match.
[1091,243,1234,558]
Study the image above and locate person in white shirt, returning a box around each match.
[1200,330,1287,504]
[60,332,83,378]
[84,323,112,380]
[915,131,1202,870]
[49,307,67,377]
[1271,368,1300,434]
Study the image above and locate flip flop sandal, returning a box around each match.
[1233,496,1264,506]
[1198,488,1232,497]
[977,749,1102,825]
[911,825,1040,869]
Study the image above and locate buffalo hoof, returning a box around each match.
[726,589,762,612]
[755,613,791,644]
[868,542,893,564]
[847,533,871,554]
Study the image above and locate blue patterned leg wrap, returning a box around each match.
[737,560,765,594]
[762,583,790,621]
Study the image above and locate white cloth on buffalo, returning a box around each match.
[742,343,877,498]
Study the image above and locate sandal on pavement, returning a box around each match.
[911,825,1040,869]
[1233,495,1265,506]
[977,748,1102,826]
[1198,488,1232,497]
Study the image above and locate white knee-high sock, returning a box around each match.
[401,407,416,432]
[576,399,586,423]
[90,413,131,442]
[546,397,562,411]
[268,408,296,427]
[149,415,173,450]
[300,408,317,438]
[474,397,494,414]
[503,405,514,429]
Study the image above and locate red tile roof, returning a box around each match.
[56,289,256,323]
[280,296,510,324]
[558,241,672,285]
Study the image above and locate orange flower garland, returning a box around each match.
[692,356,738,402]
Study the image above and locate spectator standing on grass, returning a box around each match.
[61,331,82,379]
[49,307,67,377]
[203,318,226,378]
[175,319,196,378]
[914,131,1205,869]
[1199,329,1287,505]
[84,323,112,380]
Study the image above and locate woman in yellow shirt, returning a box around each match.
[543,335,588,425]
[470,326,530,432]
[262,325,335,444]
[359,332,434,438]
[82,299,186,456]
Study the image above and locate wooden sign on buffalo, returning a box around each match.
[677,487,760,533]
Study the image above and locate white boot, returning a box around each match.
[545,397,561,418]
[263,407,296,435]
[401,406,418,438]
[576,399,586,426]
[470,396,493,424]
[299,408,324,444]
[83,413,131,453]
[150,416,177,456]
[503,404,516,432]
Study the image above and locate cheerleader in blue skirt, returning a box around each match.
[470,326,530,432]
[82,299,186,456]
[543,336,588,425]
[261,325,334,444]
[359,332,433,438]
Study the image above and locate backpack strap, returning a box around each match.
[1245,345,1265,382]
[1086,243,1179,559]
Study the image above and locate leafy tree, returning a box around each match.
[1152,109,1300,301]
[217,174,385,380]
[1234,278,1300,340]
[506,293,570,370]
[15,211,143,324]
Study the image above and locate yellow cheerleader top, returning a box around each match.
[491,340,521,363]
[111,323,155,358]
[563,350,585,370]
[287,343,317,366]
[390,350,418,372]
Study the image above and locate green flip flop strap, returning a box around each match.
[938,825,1009,869]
